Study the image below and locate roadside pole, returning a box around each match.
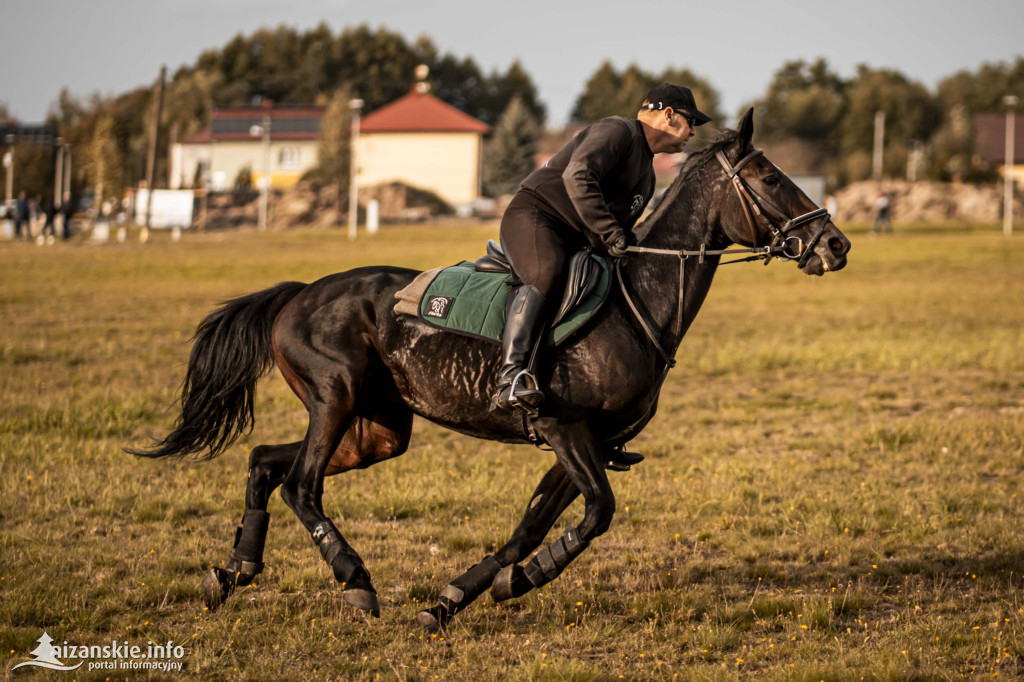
[348,99,363,240]
[142,66,166,243]
[1004,95,1018,236]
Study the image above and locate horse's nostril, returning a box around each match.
[828,237,846,256]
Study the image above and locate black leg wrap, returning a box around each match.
[523,527,589,589]
[491,564,533,603]
[439,556,503,615]
[225,510,270,584]
[311,521,373,589]
[420,556,505,631]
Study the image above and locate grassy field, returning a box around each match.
[1,220,1022,681]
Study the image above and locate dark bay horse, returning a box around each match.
[130,110,850,631]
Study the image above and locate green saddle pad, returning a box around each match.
[418,256,611,347]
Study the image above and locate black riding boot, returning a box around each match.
[490,285,546,415]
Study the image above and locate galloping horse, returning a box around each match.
[131,110,850,632]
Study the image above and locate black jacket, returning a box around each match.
[519,117,655,250]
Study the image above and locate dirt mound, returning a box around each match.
[195,180,455,230]
[833,180,1020,223]
[272,182,340,229]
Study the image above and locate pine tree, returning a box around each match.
[315,86,354,224]
[484,95,540,196]
[86,112,122,225]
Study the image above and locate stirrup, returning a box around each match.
[491,370,544,417]
[606,446,645,472]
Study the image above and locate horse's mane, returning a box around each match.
[636,128,740,241]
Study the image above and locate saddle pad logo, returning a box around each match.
[630,194,645,217]
[424,296,454,319]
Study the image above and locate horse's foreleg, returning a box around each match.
[490,420,614,605]
[417,462,580,631]
[203,441,301,610]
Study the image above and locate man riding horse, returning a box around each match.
[491,84,712,415]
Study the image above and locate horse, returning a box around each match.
[129,109,850,632]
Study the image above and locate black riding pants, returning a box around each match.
[499,192,587,301]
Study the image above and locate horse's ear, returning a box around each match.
[736,107,755,150]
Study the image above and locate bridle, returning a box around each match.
[715,148,830,268]
[618,147,833,370]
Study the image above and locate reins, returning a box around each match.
[616,242,790,370]
[617,148,832,371]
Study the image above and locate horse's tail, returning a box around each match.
[127,281,307,460]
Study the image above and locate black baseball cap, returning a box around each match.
[641,84,712,126]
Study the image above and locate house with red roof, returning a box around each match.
[356,84,490,206]
[170,101,325,191]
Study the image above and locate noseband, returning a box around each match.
[715,149,830,268]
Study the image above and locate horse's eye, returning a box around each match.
[763,174,779,187]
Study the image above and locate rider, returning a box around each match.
[491,84,712,414]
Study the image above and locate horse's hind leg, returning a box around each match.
[417,462,580,631]
[279,400,387,614]
[202,441,301,609]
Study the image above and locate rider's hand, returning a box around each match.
[607,233,632,259]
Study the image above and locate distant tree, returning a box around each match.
[485,60,546,126]
[42,25,547,203]
[747,59,846,144]
[742,59,847,179]
[570,61,623,122]
[332,25,423,111]
[838,65,941,183]
[570,61,722,141]
[84,112,122,222]
[931,57,1024,181]
[427,55,546,127]
[484,95,541,196]
[46,87,86,130]
[314,86,355,223]
[164,69,221,142]
[0,142,54,202]
[429,53,489,119]
[0,101,9,121]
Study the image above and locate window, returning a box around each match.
[278,147,303,170]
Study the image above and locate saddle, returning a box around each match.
[394,240,611,347]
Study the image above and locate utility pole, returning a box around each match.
[872,110,885,182]
[262,113,271,230]
[249,113,271,231]
[54,139,64,208]
[142,65,166,243]
[1004,95,1019,237]
[3,134,14,211]
[63,144,71,197]
[348,98,363,240]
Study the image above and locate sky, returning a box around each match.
[1,0,1022,129]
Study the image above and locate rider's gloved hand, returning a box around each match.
[607,233,632,260]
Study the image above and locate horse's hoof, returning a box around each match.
[343,588,380,617]
[491,564,528,603]
[201,567,231,610]
[416,607,446,633]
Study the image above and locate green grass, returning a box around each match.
[1,221,1022,680]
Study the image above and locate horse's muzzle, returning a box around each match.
[800,224,850,275]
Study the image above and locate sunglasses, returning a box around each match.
[675,110,697,128]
